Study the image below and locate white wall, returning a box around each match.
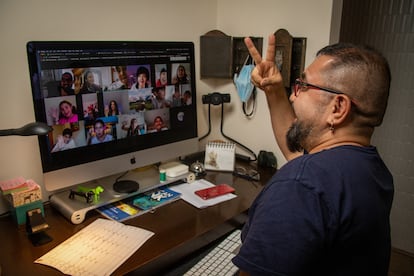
[0,0,333,211]
[0,0,218,212]
[202,0,333,164]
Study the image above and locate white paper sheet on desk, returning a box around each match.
[169,179,237,209]
[35,218,154,276]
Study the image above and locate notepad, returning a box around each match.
[35,218,154,276]
[204,141,236,172]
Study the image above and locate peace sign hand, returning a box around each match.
[244,35,284,93]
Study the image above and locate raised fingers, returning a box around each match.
[244,37,262,64]
[265,34,276,62]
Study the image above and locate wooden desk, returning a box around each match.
[0,166,274,275]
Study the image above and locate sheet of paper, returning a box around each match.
[35,218,154,276]
[169,179,237,209]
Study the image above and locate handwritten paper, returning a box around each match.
[35,218,154,276]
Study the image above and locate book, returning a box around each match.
[204,141,236,172]
[97,201,142,222]
[132,187,181,211]
[97,186,181,222]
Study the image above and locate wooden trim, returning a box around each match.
[388,247,414,276]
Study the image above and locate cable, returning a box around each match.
[220,103,257,161]
[198,93,257,161]
[198,103,211,141]
[115,170,130,182]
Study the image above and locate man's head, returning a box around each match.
[136,66,149,88]
[160,68,167,83]
[61,72,73,87]
[153,87,166,99]
[60,72,74,95]
[116,66,128,86]
[316,43,391,127]
[62,128,73,144]
[287,43,391,153]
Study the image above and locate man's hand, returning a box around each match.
[244,35,284,93]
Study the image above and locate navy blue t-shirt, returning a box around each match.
[232,146,393,276]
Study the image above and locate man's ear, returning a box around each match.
[327,94,352,125]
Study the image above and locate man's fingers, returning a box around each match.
[265,34,276,62]
[244,37,262,64]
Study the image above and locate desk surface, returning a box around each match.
[0,165,274,275]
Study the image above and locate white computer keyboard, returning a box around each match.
[184,229,241,276]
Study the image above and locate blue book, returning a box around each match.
[132,187,181,211]
[97,186,181,222]
[97,201,141,222]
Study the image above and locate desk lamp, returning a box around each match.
[0,122,52,136]
[0,121,53,246]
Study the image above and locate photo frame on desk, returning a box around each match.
[204,141,235,172]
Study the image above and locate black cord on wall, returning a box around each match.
[198,98,257,162]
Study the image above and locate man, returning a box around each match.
[152,86,171,109]
[232,35,393,275]
[59,72,75,96]
[51,128,76,152]
[108,66,129,90]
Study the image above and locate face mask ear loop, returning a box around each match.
[242,87,256,117]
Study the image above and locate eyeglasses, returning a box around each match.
[292,78,358,106]
[293,78,344,96]
[233,166,260,182]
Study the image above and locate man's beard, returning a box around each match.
[286,120,312,153]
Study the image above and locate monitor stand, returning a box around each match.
[49,166,184,224]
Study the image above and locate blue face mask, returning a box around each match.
[234,61,255,103]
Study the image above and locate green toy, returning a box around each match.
[69,185,104,203]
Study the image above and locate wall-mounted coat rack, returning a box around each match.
[274,29,307,89]
[200,30,263,79]
[200,29,306,90]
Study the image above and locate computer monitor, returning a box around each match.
[27,41,198,192]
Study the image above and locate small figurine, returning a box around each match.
[69,185,104,203]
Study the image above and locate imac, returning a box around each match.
[27,41,199,223]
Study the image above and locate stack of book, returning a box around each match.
[97,186,181,222]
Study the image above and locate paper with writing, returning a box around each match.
[35,218,154,276]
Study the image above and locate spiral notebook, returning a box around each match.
[204,141,236,172]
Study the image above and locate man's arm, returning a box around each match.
[244,35,300,161]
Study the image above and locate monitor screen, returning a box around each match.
[27,41,198,191]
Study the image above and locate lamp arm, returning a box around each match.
[0,122,52,136]
[0,129,16,136]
